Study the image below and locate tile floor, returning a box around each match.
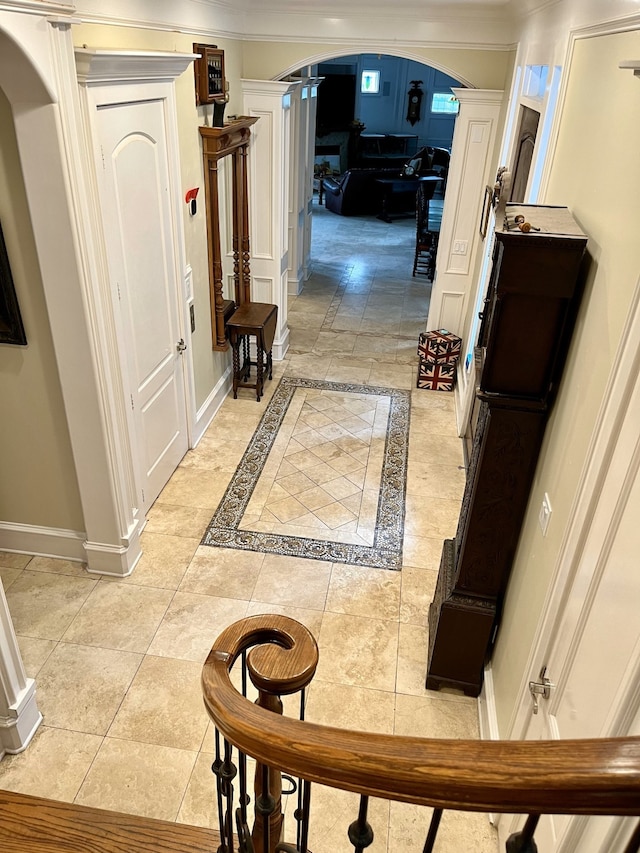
[0,197,498,852]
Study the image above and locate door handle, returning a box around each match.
[176,338,187,354]
[528,666,554,714]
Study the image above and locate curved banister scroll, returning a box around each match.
[202,615,640,818]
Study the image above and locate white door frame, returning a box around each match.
[504,272,640,732]
[493,275,640,850]
[74,49,198,566]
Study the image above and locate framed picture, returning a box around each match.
[0,220,27,346]
[479,184,493,240]
[193,44,226,106]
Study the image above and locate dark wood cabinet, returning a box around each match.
[426,204,588,697]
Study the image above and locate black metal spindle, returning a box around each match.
[506,814,540,853]
[299,779,311,853]
[347,795,374,853]
[422,807,443,853]
[212,728,228,853]
[239,747,248,828]
[293,688,308,852]
[623,818,640,853]
[254,762,276,853]
[222,739,238,853]
[241,649,248,697]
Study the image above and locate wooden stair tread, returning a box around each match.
[0,789,220,852]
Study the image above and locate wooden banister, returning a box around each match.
[0,790,221,852]
[202,615,640,817]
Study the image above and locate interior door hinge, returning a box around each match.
[528,665,554,714]
[130,394,134,411]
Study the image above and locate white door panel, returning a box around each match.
[510,349,640,852]
[96,99,188,512]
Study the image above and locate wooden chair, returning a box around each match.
[413,177,441,278]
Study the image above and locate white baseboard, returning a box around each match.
[479,661,501,741]
[0,521,144,577]
[273,325,290,361]
[0,680,42,759]
[192,365,233,448]
[479,661,501,829]
[288,274,304,296]
[83,537,142,577]
[0,522,86,562]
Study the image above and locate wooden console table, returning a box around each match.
[227,302,277,401]
[200,117,259,350]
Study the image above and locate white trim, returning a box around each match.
[0,583,42,760]
[533,15,640,205]
[75,50,196,524]
[478,662,500,828]
[0,694,42,758]
[192,366,233,447]
[0,1,73,15]
[619,59,640,78]
[75,49,198,84]
[479,661,500,740]
[272,324,290,361]
[0,523,86,562]
[84,539,143,577]
[242,79,299,363]
[426,89,504,339]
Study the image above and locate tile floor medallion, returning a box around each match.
[202,377,410,569]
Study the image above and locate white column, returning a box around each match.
[3,17,141,575]
[287,77,322,296]
[426,89,504,338]
[0,584,41,758]
[302,79,322,286]
[242,79,301,359]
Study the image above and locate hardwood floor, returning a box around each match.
[0,790,221,852]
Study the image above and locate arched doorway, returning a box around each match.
[281,53,463,329]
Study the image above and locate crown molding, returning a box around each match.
[75,48,198,84]
[619,59,640,78]
[0,0,74,15]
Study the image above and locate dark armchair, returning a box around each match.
[323,166,435,217]
[322,168,394,216]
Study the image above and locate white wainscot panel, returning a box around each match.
[253,276,275,304]
[252,111,275,258]
[440,291,465,333]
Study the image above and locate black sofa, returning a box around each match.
[323,167,421,217]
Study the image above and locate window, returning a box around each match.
[361,70,380,94]
[431,92,459,114]
[523,65,549,99]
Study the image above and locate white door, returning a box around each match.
[96,99,189,513]
[503,314,640,852]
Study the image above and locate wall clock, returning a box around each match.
[406,80,423,126]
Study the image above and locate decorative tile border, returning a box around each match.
[201,377,410,570]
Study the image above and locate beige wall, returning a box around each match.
[491,28,640,734]
[0,90,84,529]
[71,23,513,412]
[242,41,514,89]
[72,23,245,411]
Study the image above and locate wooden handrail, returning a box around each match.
[201,615,640,817]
